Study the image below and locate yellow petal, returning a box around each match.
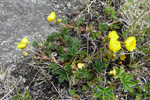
[20,37,29,46]
[120,55,126,61]
[109,39,121,52]
[108,68,116,76]
[108,31,119,40]
[125,37,136,51]
[47,12,56,22]
[17,43,27,49]
[77,63,85,69]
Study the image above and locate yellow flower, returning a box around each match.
[47,12,56,22]
[17,43,28,49]
[20,37,29,46]
[77,63,85,69]
[109,39,121,52]
[17,38,29,49]
[125,37,136,51]
[120,55,126,61]
[108,31,119,40]
[108,68,116,76]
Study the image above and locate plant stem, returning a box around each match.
[129,51,132,66]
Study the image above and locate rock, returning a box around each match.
[0,0,83,66]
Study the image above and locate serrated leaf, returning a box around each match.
[125,83,133,92]
[72,37,82,47]
[124,81,136,86]
[123,84,127,91]
[70,89,76,95]
[57,68,69,83]
[105,91,114,98]
[94,91,103,98]
[82,85,87,91]
[114,67,119,75]
[96,86,104,91]
[119,66,124,76]
[32,41,38,47]
[103,96,108,100]
[103,92,107,98]
[92,60,105,74]
[124,75,133,81]
[122,72,127,81]
[98,22,109,33]
[79,68,91,79]
[105,87,113,91]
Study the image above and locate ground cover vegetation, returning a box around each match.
[1,0,150,99]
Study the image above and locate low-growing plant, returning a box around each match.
[15,0,150,99]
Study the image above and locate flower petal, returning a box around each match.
[109,39,121,52]
[108,31,119,40]
[47,12,56,22]
[125,37,136,51]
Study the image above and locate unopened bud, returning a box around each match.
[56,18,62,23]
[22,51,28,57]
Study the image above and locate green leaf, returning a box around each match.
[57,68,69,83]
[70,89,76,95]
[124,81,136,86]
[32,41,39,47]
[59,53,69,62]
[105,91,114,98]
[82,85,87,91]
[119,66,124,76]
[48,63,58,74]
[12,97,16,100]
[114,67,119,75]
[72,37,82,47]
[58,47,64,54]
[94,91,103,98]
[76,18,84,26]
[123,84,127,91]
[79,50,87,59]
[61,28,71,36]
[95,86,114,99]
[61,18,69,24]
[79,68,91,79]
[125,83,133,92]
[47,32,60,42]
[122,72,127,81]
[98,77,103,82]
[98,22,109,33]
[105,87,113,91]
[92,60,105,74]
[125,75,133,81]
[96,86,104,91]
[17,94,21,100]
[68,46,78,56]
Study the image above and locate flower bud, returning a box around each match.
[22,51,28,57]
[56,18,62,23]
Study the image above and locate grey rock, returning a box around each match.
[0,0,83,66]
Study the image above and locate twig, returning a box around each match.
[51,54,63,68]
[50,81,64,100]
[1,78,22,100]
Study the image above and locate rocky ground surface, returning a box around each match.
[0,0,82,66]
[0,0,83,99]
